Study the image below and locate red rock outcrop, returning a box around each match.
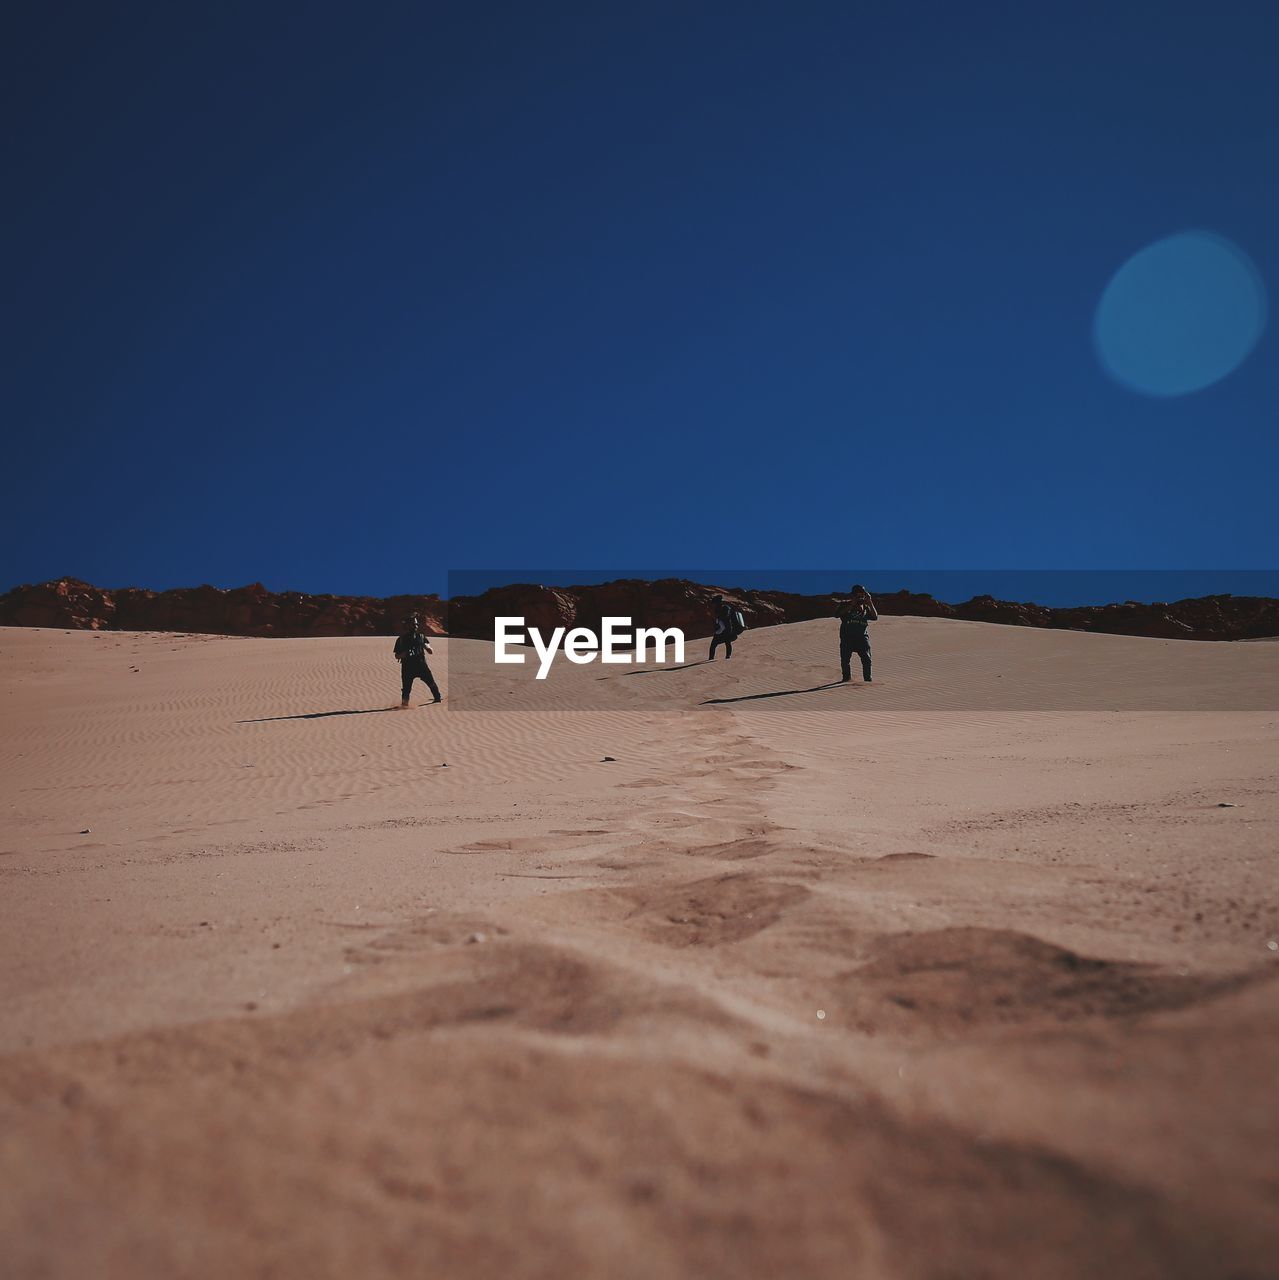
[2,577,1277,642]
[450,582,1279,642]
[0,578,445,637]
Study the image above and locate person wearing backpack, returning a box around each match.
[394,614,442,706]
[835,585,878,683]
[709,595,742,660]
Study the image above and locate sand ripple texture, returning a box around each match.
[1,623,1277,1279]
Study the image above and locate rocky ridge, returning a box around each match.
[2,576,1277,642]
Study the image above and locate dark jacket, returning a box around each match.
[837,602,875,642]
[395,629,432,663]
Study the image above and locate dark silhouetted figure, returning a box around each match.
[836,584,877,683]
[395,614,441,706]
[709,595,740,660]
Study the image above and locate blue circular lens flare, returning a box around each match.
[1094,231,1267,397]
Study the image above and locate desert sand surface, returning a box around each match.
[2,619,1277,1278]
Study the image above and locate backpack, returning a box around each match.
[731,609,746,636]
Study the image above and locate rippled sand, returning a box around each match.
[2,621,1277,1277]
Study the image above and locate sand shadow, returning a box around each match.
[237,707,401,724]
[701,681,848,705]
[626,660,713,676]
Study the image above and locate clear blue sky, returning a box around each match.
[5,1,1276,599]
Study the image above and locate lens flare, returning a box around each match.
[1094,231,1266,397]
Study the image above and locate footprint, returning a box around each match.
[623,874,809,948]
[838,927,1264,1035]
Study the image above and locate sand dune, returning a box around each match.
[1,620,1277,1277]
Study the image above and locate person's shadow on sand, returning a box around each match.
[625,660,713,675]
[701,681,849,705]
[237,707,400,724]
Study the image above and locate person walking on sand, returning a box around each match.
[709,594,739,660]
[395,614,441,706]
[836,584,878,683]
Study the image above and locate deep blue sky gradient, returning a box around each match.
[4,1,1277,598]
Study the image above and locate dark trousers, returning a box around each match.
[401,658,440,701]
[840,633,872,681]
[710,633,733,659]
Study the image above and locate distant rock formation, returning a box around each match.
[2,576,1277,642]
[450,580,1279,642]
[0,578,445,637]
